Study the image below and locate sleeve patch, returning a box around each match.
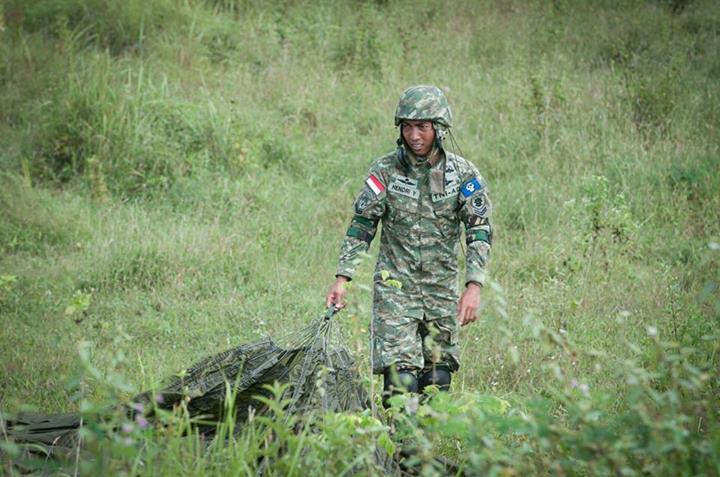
[365,174,385,195]
[466,230,490,245]
[460,177,483,198]
[471,194,489,217]
[347,226,374,244]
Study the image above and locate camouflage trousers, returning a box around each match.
[371,279,460,375]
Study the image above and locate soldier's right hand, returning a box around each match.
[326,276,349,309]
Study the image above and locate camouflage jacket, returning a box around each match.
[336,149,492,320]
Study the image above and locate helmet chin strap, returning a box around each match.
[433,123,447,151]
[396,135,411,174]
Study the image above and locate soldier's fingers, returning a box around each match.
[463,307,476,326]
[457,304,467,325]
[469,307,477,321]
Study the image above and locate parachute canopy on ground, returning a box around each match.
[5,309,369,455]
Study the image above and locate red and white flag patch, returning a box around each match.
[366,174,385,196]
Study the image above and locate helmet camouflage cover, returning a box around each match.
[394,85,453,128]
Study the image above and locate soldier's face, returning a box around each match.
[401,120,435,157]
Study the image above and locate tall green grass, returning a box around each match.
[1,0,719,474]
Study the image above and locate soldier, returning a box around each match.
[326,85,492,405]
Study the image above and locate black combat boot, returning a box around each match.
[418,365,451,393]
[382,367,419,409]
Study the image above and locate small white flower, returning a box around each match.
[646,326,658,337]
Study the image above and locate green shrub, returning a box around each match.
[580,174,637,243]
[385,312,719,476]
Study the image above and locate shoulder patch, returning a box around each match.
[460,177,483,198]
[366,174,385,196]
[354,187,375,214]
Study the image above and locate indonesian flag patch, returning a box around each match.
[366,174,385,196]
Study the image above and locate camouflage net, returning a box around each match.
[3,307,371,456]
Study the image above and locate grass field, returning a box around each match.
[1,0,719,474]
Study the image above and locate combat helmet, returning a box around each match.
[394,85,452,128]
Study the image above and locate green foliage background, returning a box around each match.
[0,0,719,474]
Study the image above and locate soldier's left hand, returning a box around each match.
[458,283,481,326]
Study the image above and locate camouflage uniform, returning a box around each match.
[335,86,492,375]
